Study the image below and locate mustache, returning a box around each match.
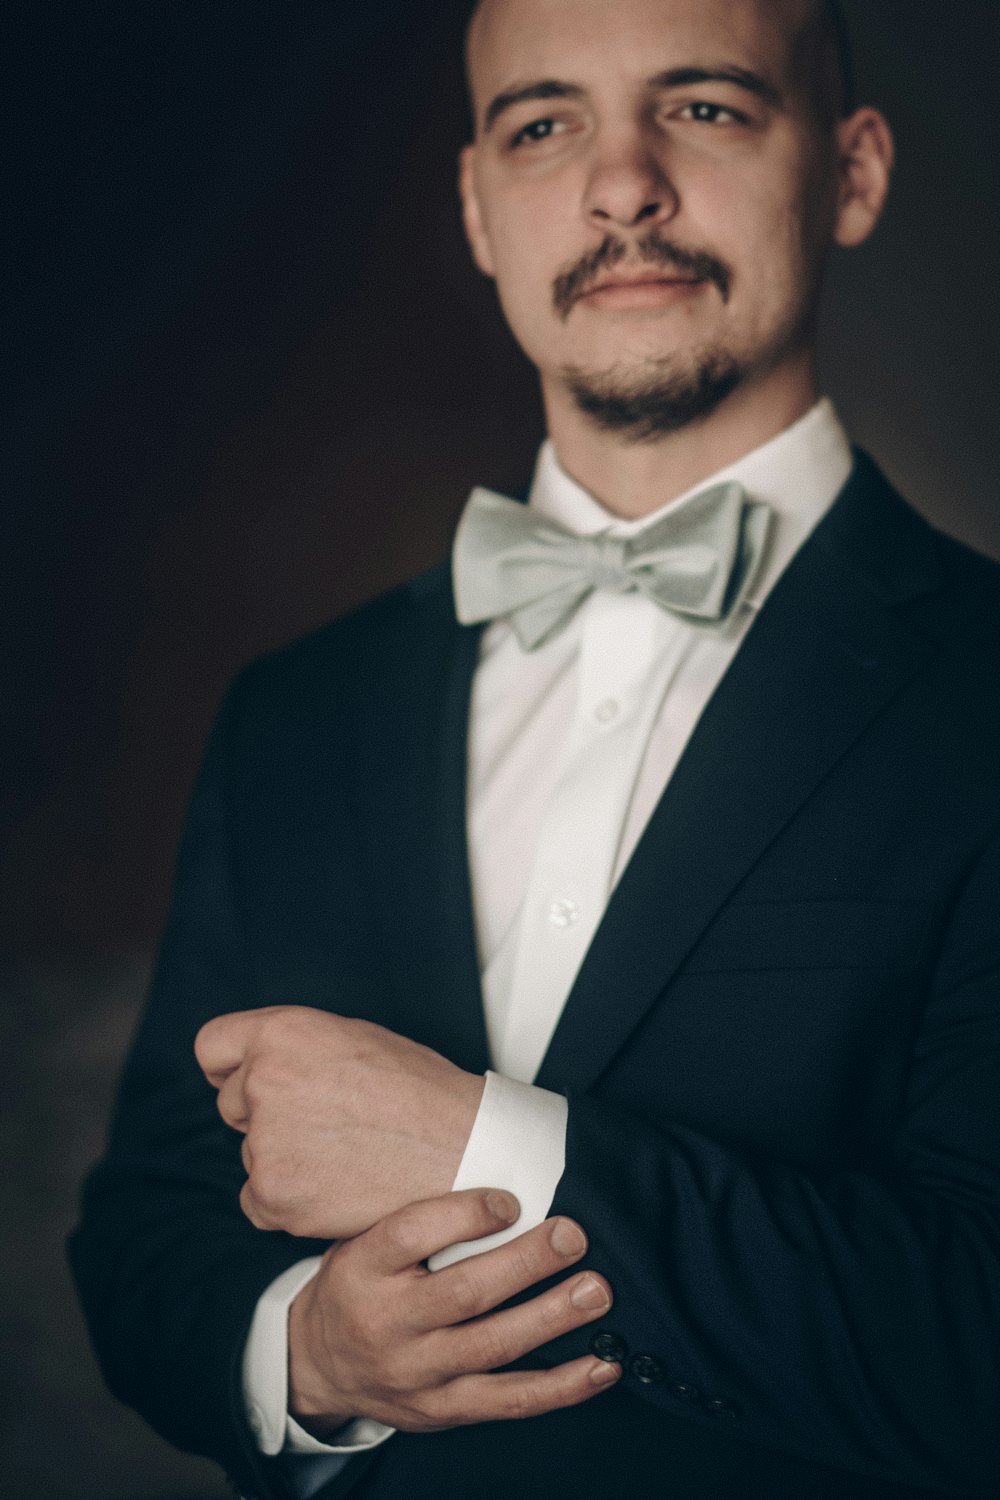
[553,233,732,320]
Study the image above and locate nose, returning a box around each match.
[583,134,679,232]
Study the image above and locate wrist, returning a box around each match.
[287,1274,356,1433]
[457,1069,487,1141]
[442,1069,486,1180]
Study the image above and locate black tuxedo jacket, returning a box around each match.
[71,454,1000,1500]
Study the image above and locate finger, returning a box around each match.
[194,1007,284,1086]
[362,1190,521,1276]
[213,1068,249,1130]
[442,1270,612,1374]
[409,1216,590,1330]
[425,1356,620,1428]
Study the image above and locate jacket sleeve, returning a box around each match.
[67,673,329,1500]
[543,834,1000,1497]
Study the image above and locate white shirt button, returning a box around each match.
[548,898,579,929]
[595,699,620,724]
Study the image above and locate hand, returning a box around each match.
[288,1188,620,1434]
[195,1005,485,1239]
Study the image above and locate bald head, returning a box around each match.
[467,0,856,133]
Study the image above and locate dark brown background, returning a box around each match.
[3,3,998,1495]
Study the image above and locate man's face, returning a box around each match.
[461,0,849,431]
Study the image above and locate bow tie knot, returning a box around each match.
[453,480,773,651]
[582,533,633,594]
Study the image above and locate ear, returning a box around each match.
[458,144,497,278]
[832,107,895,249]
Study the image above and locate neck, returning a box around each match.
[540,353,820,520]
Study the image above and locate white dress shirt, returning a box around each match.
[242,399,854,1490]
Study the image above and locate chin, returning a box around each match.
[560,350,745,444]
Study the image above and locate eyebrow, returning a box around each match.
[482,65,783,134]
[483,79,585,134]
[647,66,784,110]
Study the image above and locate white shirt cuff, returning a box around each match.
[242,1257,394,1457]
[428,1070,568,1270]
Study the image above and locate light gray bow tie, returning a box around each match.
[452,482,773,650]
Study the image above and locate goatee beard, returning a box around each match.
[563,354,744,444]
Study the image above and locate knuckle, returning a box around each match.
[328,1236,363,1284]
[241,1065,274,1113]
[506,1382,542,1422]
[538,1290,571,1334]
[472,1317,512,1370]
[381,1202,424,1263]
[330,1239,374,1302]
[258,1005,310,1053]
[508,1236,547,1285]
[378,1326,427,1388]
[400,1387,445,1431]
[215,1091,238,1127]
[259,1004,298,1035]
[441,1262,488,1321]
[374,1346,408,1391]
[331,1251,395,1336]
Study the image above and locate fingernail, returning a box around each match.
[590,1360,621,1385]
[486,1190,519,1224]
[570,1275,609,1311]
[550,1219,587,1256]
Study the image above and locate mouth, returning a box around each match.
[577,274,707,310]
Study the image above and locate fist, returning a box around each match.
[195,1005,485,1238]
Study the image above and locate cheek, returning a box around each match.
[699,143,830,280]
[482,177,577,292]
[486,231,567,344]
[730,181,824,315]
[770,151,839,284]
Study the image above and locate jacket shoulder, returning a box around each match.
[228,562,456,720]
[834,450,1000,632]
[930,525,1000,618]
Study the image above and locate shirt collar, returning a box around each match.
[527,399,854,610]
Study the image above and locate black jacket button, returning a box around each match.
[589,1330,628,1363]
[629,1353,666,1385]
[704,1395,741,1419]
[667,1379,701,1403]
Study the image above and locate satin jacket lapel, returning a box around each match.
[348,567,490,1073]
[535,456,945,1094]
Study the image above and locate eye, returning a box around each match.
[677,101,747,126]
[510,117,564,147]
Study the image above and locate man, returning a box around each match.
[70,0,1000,1497]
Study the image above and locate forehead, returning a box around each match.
[468,0,810,114]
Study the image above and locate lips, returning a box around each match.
[575,273,707,311]
[554,232,733,319]
[584,273,702,296]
